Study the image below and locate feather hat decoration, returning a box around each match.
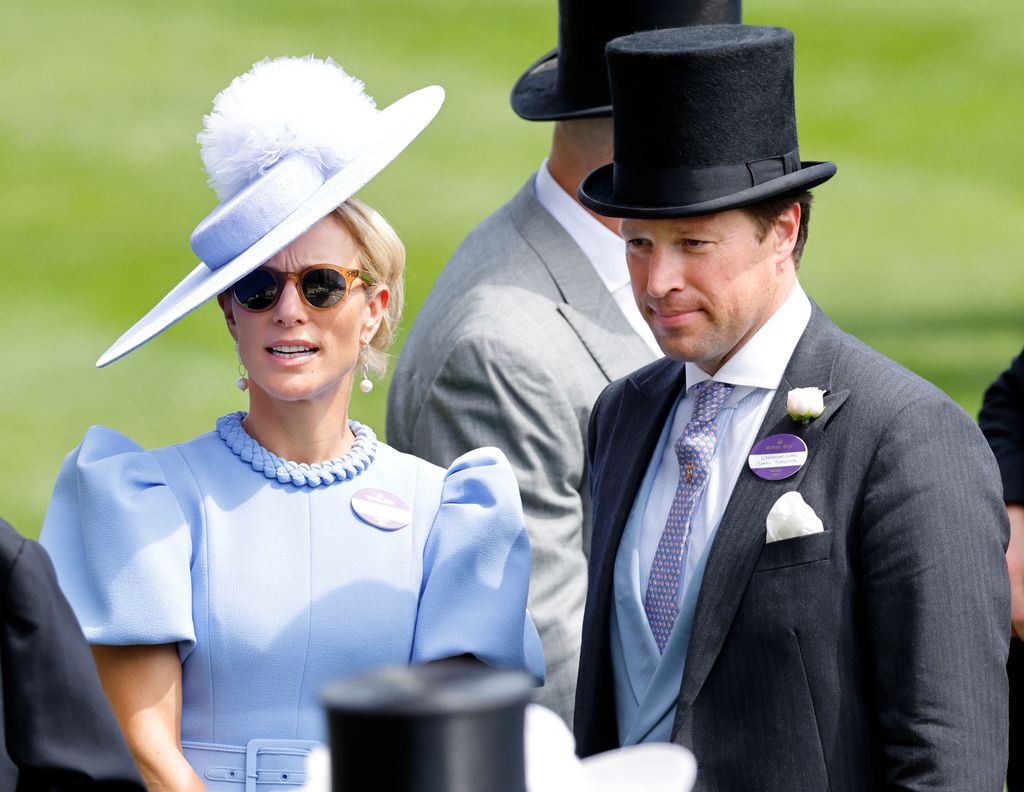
[97,55,443,367]
[199,56,379,202]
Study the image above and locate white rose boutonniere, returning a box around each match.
[786,387,826,424]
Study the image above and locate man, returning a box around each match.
[573,25,1010,790]
[387,0,740,724]
[0,517,145,791]
[979,352,1024,788]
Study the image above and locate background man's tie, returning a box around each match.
[644,380,734,652]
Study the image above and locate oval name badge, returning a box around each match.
[351,488,412,531]
[748,433,808,481]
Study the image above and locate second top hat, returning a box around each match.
[322,662,534,792]
[578,25,837,218]
[510,0,741,121]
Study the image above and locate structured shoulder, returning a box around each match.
[444,188,556,280]
[375,441,519,497]
[0,518,28,581]
[375,441,446,482]
[40,427,199,649]
[394,278,598,400]
[786,309,974,437]
[831,330,972,423]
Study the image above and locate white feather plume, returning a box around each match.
[199,55,379,202]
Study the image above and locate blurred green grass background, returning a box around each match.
[2,0,1022,538]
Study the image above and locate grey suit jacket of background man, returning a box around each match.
[576,305,1010,791]
[388,178,656,722]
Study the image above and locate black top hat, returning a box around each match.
[510,0,742,121]
[322,662,534,792]
[578,25,837,218]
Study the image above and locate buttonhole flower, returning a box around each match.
[786,387,826,424]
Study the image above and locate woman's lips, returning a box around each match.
[266,343,319,360]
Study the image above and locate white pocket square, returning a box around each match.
[766,491,824,543]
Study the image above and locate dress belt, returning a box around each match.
[183,738,322,791]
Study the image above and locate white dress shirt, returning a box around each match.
[534,160,662,356]
[636,282,813,607]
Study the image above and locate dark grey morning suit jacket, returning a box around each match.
[576,305,1010,791]
[0,518,145,791]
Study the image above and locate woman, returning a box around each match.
[40,56,543,791]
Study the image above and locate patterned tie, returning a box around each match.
[644,380,734,652]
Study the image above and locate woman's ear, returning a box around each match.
[360,285,390,346]
[217,292,240,341]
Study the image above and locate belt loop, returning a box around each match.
[245,740,259,792]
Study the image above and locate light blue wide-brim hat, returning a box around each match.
[97,55,444,368]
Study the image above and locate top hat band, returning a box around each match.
[613,149,801,206]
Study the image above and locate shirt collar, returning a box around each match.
[685,281,812,393]
[534,159,629,293]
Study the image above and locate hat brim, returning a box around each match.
[510,50,613,122]
[96,84,445,368]
[578,160,837,219]
[581,743,697,792]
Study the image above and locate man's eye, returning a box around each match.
[683,238,706,248]
[626,238,650,249]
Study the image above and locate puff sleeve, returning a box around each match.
[411,447,545,682]
[39,426,197,656]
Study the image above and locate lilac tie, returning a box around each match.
[644,380,734,652]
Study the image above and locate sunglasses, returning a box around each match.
[232,265,374,312]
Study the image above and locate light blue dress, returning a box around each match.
[41,412,544,789]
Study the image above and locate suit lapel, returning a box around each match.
[508,178,656,381]
[674,306,851,717]
[590,360,687,631]
[580,359,684,753]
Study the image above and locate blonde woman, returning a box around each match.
[41,57,543,791]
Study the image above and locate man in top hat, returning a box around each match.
[572,25,1010,790]
[387,0,740,725]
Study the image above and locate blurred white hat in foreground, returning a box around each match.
[526,705,696,792]
[300,704,696,792]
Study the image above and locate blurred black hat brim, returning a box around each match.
[511,50,614,121]
[579,159,837,218]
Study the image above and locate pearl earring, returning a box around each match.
[235,342,249,391]
[358,343,373,394]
